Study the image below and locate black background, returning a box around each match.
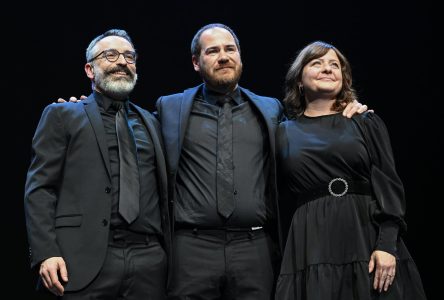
[5,0,439,298]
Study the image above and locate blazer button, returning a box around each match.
[234,190,238,195]
[105,187,111,193]
[102,219,108,226]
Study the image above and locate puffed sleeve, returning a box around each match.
[354,113,407,255]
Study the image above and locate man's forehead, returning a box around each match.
[200,28,235,46]
[97,36,133,49]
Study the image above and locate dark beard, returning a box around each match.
[200,66,242,92]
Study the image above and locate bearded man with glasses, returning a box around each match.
[24,29,170,299]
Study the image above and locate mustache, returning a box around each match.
[107,66,133,77]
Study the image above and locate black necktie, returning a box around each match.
[114,102,140,223]
[216,96,235,219]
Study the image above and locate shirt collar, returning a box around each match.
[202,85,243,106]
[94,90,129,112]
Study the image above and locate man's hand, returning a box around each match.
[39,257,68,296]
[368,250,396,292]
[57,95,87,103]
[342,99,373,118]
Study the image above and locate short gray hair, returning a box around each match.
[85,29,135,62]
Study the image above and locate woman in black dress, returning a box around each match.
[275,41,427,299]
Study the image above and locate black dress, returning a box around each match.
[275,112,427,300]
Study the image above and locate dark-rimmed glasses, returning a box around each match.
[88,49,137,64]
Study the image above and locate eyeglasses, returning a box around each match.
[88,49,137,64]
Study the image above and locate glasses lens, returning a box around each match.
[104,49,119,62]
[123,52,136,64]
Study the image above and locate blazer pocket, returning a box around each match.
[55,215,83,228]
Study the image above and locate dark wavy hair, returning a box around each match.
[284,41,357,119]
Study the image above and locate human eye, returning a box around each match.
[206,48,219,55]
[105,49,119,60]
[226,46,237,53]
[331,62,340,69]
[124,51,136,62]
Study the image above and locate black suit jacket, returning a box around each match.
[24,94,170,291]
[155,84,284,248]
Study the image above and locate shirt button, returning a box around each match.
[105,187,111,193]
[234,190,238,195]
[102,219,108,226]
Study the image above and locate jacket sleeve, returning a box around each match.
[24,104,68,268]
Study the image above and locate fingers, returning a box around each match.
[56,96,83,103]
[39,258,67,296]
[377,271,396,292]
[373,266,382,290]
[342,100,360,118]
[368,253,375,273]
[342,100,354,117]
[357,104,368,114]
[59,261,69,283]
[370,250,396,292]
[383,273,395,291]
[40,263,62,296]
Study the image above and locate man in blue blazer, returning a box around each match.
[25,29,170,299]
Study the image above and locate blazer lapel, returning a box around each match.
[241,88,278,156]
[131,104,168,198]
[173,85,201,171]
[83,95,112,180]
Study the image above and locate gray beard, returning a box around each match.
[94,70,138,100]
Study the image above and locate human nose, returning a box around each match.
[115,53,128,65]
[217,50,229,63]
[322,63,332,73]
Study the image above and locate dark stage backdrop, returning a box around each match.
[5,0,438,299]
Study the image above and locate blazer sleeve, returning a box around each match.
[24,104,68,268]
[153,96,163,121]
[355,113,407,255]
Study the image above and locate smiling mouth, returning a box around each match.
[112,71,129,76]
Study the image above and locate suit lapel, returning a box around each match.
[173,85,201,170]
[83,96,112,180]
[131,104,168,197]
[241,88,277,156]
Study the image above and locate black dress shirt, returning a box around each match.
[94,91,162,235]
[175,86,272,227]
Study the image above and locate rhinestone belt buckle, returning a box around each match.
[328,178,349,197]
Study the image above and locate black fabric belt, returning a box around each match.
[174,224,266,239]
[108,229,158,245]
[297,178,372,207]
[175,223,264,232]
